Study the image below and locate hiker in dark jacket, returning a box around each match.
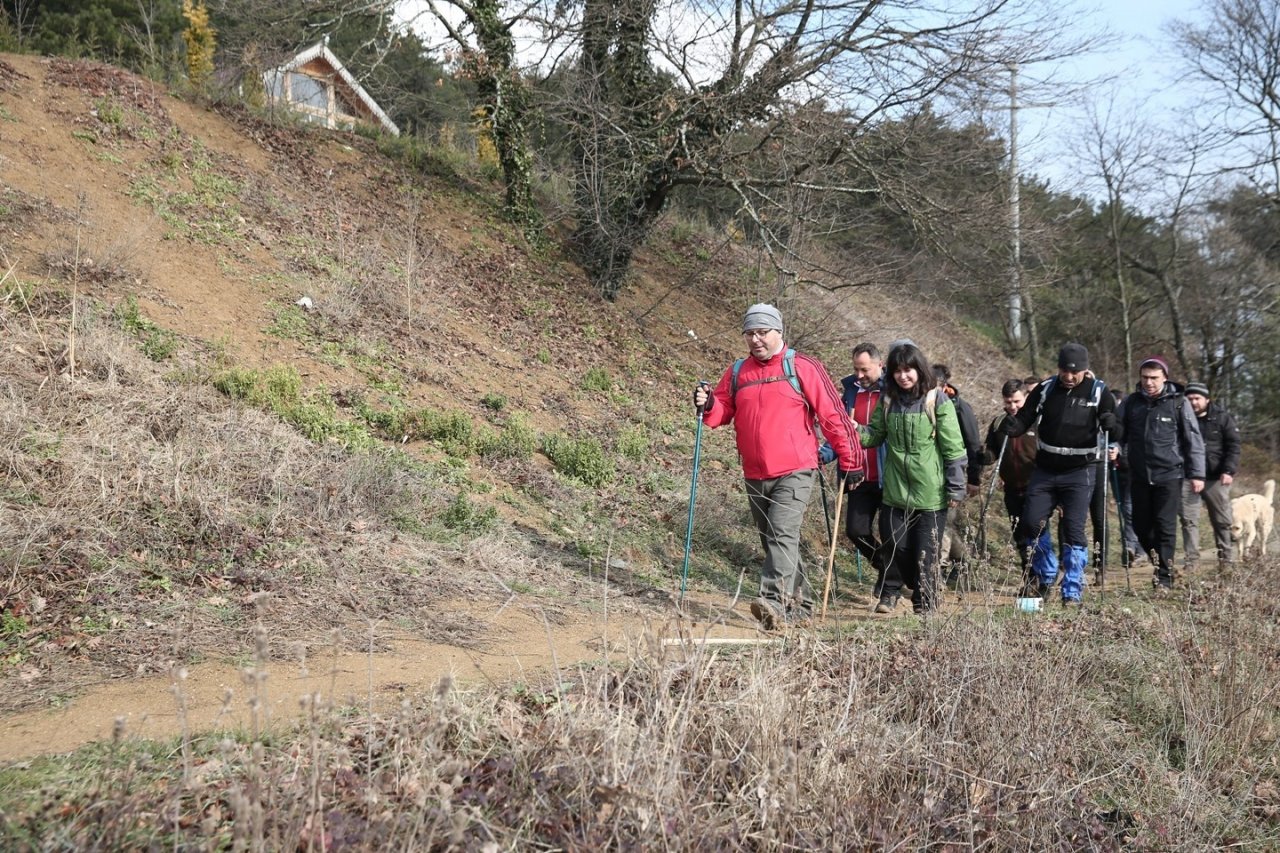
[1003,343,1117,605]
[1108,388,1143,566]
[825,343,890,599]
[934,364,983,497]
[980,378,1054,585]
[933,364,983,585]
[1177,381,1238,569]
[1113,356,1205,590]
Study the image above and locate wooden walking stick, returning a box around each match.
[820,483,847,622]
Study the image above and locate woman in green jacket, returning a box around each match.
[859,341,968,614]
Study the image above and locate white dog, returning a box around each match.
[1230,479,1276,557]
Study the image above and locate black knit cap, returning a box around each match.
[1058,342,1089,371]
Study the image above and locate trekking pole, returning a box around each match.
[678,384,709,606]
[817,466,834,553]
[1111,462,1131,594]
[1097,431,1109,601]
[977,435,1008,558]
[816,465,840,598]
[820,481,847,622]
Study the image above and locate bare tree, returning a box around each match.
[414,0,542,240]
[1,0,39,47]
[548,0,1098,299]
[1074,95,1171,384]
[1170,0,1280,196]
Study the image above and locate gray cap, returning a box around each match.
[742,303,784,334]
[1185,381,1210,398]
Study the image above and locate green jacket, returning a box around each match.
[859,390,968,511]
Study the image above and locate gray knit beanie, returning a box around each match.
[742,303,784,334]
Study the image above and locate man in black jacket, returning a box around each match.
[1114,357,1206,590]
[1178,382,1240,569]
[934,364,983,586]
[1003,343,1117,605]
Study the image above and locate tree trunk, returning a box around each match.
[469,0,541,242]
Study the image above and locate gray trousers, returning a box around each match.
[746,469,816,614]
[1180,478,1235,565]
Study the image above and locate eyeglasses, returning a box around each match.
[743,329,775,340]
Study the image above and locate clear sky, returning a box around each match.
[1018,0,1208,196]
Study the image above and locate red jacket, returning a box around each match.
[703,345,866,480]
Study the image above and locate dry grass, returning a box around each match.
[3,568,1279,850]
[0,289,576,710]
[3,56,1279,848]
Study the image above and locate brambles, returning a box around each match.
[441,492,498,533]
[212,364,379,449]
[580,366,612,393]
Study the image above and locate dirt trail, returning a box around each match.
[0,584,1025,763]
[0,594,781,762]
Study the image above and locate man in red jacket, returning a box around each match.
[693,304,866,629]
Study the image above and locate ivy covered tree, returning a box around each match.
[423,0,541,240]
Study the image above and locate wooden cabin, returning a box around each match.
[263,40,400,136]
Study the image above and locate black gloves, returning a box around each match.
[841,469,865,490]
[1099,411,1117,432]
[692,382,713,414]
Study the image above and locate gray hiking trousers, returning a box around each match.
[746,469,817,615]
[1180,477,1234,565]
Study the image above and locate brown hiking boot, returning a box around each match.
[874,595,899,614]
[749,599,783,632]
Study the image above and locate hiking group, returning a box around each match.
[691,304,1252,631]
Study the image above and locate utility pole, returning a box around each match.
[1008,64,1023,347]
[1007,64,1042,374]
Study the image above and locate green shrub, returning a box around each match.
[114,295,178,361]
[478,413,538,460]
[580,367,612,393]
[265,303,311,340]
[441,493,498,534]
[542,433,614,486]
[481,392,506,411]
[211,364,377,450]
[616,424,649,461]
[211,366,258,399]
[140,329,178,361]
[403,409,473,456]
[258,364,303,409]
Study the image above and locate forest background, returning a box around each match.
[4,0,1278,450]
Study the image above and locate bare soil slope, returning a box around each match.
[0,54,1015,758]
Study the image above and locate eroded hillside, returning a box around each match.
[0,53,1014,726]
